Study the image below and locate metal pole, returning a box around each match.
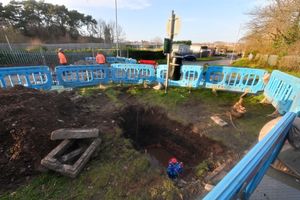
[165,10,176,93]
[230,24,241,64]
[115,0,119,57]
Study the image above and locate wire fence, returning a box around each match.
[0,47,129,68]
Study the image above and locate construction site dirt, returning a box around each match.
[0,85,274,198]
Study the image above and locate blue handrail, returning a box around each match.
[203,112,296,200]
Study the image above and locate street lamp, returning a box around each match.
[115,0,119,57]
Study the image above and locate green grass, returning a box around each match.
[196,57,223,61]
[232,58,300,78]
[127,86,192,110]
[1,130,180,200]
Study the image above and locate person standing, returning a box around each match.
[96,51,106,64]
[57,48,67,65]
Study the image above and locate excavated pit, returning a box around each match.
[118,105,225,172]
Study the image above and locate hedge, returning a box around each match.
[128,50,166,60]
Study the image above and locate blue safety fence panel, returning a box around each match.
[84,57,95,61]
[106,57,137,64]
[204,66,267,93]
[264,70,300,115]
[0,66,52,90]
[203,112,296,200]
[84,56,137,64]
[156,65,204,88]
[55,65,110,87]
[111,64,155,84]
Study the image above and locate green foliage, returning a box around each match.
[195,161,209,177]
[1,0,98,42]
[196,57,222,61]
[128,49,166,60]
[173,40,192,45]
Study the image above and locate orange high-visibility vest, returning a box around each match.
[58,52,67,64]
[96,53,106,64]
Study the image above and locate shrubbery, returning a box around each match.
[128,49,165,60]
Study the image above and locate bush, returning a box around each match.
[128,49,166,60]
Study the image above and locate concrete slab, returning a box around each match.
[51,128,99,140]
[251,175,300,200]
[41,138,101,178]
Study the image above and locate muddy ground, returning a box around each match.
[0,85,275,199]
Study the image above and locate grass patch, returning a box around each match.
[1,130,180,200]
[127,86,192,110]
[232,58,300,78]
[196,57,223,61]
[195,160,210,177]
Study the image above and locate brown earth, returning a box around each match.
[0,86,116,192]
[0,86,231,197]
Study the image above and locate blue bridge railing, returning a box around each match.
[203,112,297,200]
[264,70,300,115]
[0,66,52,90]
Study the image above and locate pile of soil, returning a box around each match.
[0,86,114,191]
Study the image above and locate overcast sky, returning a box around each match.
[1,0,268,42]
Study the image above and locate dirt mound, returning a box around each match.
[0,86,86,190]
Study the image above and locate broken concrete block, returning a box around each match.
[51,128,99,140]
[60,148,83,163]
[210,116,228,127]
[41,138,101,178]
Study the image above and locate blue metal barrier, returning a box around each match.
[156,65,204,88]
[203,112,296,200]
[0,66,52,90]
[55,65,110,87]
[204,66,267,93]
[111,64,155,84]
[264,70,300,115]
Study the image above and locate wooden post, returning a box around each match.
[165,10,176,94]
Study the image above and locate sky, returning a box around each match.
[1,0,268,43]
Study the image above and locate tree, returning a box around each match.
[1,0,100,42]
[244,0,300,54]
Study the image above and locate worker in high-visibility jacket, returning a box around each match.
[96,51,106,64]
[57,48,67,65]
[167,157,183,180]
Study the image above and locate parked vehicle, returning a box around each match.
[182,55,196,61]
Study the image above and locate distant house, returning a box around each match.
[172,44,191,55]
[190,44,213,57]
